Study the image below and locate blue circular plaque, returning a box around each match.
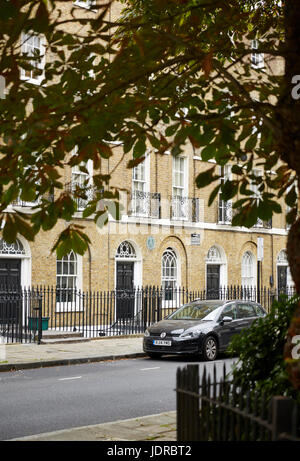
[147,236,155,250]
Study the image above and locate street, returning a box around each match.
[0,355,237,440]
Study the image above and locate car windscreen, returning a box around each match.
[167,302,224,321]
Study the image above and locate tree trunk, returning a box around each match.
[281,0,300,390]
[285,218,300,390]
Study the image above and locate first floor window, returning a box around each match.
[71,147,93,210]
[172,157,187,219]
[74,0,96,10]
[132,157,149,216]
[162,248,178,301]
[218,166,232,224]
[251,39,264,69]
[241,251,255,288]
[56,251,78,303]
[21,32,45,84]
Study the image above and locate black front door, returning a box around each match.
[206,265,220,299]
[0,259,21,286]
[0,258,22,327]
[116,262,134,319]
[277,266,287,294]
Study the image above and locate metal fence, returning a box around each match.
[0,285,296,344]
[177,364,300,441]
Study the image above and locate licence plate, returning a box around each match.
[153,340,172,346]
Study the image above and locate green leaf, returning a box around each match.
[208,184,221,206]
[195,167,218,189]
[286,186,297,208]
[201,144,215,162]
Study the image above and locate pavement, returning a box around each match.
[0,335,177,441]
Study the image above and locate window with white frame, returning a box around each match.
[172,156,187,219]
[241,251,256,288]
[56,251,78,304]
[74,0,96,10]
[218,165,232,224]
[71,148,93,210]
[250,168,265,227]
[162,248,178,301]
[131,156,149,216]
[251,39,264,69]
[21,32,45,84]
[285,182,297,230]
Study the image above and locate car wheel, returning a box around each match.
[203,336,218,361]
[147,353,162,359]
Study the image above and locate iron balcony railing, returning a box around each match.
[170,196,200,222]
[128,191,161,219]
[218,200,232,224]
[254,218,273,229]
[11,193,54,208]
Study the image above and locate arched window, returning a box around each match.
[162,248,178,300]
[206,245,222,263]
[277,250,288,265]
[241,251,255,287]
[56,251,78,302]
[116,241,136,259]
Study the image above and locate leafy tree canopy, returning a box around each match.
[0,0,299,261]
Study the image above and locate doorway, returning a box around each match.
[116,261,135,319]
[206,265,220,299]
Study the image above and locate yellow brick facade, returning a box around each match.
[23,142,290,293]
[0,1,291,296]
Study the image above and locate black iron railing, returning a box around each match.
[0,285,296,344]
[170,196,199,222]
[177,364,300,441]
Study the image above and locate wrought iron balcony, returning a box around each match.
[71,184,97,211]
[11,193,54,207]
[218,200,232,224]
[253,218,272,229]
[170,196,199,222]
[129,191,161,219]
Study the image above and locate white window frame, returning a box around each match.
[131,155,150,217]
[161,248,180,308]
[74,0,96,11]
[172,156,188,220]
[56,250,83,312]
[21,32,45,85]
[251,39,264,69]
[71,147,93,211]
[241,251,256,288]
[218,165,232,224]
[251,169,264,227]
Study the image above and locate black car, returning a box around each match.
[143,299,267,361]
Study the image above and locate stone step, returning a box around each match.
[40,337,91,345]
[41,330,84,340]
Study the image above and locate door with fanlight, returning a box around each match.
[0,259,22,331]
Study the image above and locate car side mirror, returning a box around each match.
[221,316,233,324]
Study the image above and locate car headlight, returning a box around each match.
[180,330,201,339]
[144,329,150,337]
